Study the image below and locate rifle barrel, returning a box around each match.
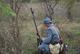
[30,8,40,38]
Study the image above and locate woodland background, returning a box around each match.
[0,0,80,54]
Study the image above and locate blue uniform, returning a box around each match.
[38,24,60,54]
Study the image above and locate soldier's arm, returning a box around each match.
[42,29,52,44]
[43,28,60,44]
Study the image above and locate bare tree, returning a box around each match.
[39,0,60,21]
[7,0,23,54]
[60,0,76,22]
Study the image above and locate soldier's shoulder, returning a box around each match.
[48,25,58,32]
[48,25,54,29]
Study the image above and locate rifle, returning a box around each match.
[30,8,41,46]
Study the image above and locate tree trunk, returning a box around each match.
[67,8,73,22]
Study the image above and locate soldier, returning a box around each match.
[38,17,61,54]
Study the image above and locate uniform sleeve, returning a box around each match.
[43,29,52,44]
